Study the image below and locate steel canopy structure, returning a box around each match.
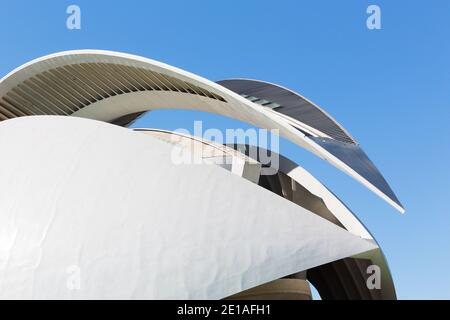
[0,50,404,299]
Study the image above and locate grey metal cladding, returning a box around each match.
[218,78,403,211]
[217,79,356,144]
[309,136,403,209]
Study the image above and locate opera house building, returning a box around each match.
[0,50,403,299]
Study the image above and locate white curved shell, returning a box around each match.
[0,116,377,299]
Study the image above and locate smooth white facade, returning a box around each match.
[0,116,377,299]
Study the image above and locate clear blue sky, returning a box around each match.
[1,0,449,299]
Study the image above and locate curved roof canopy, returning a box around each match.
[217,79,356,144]
[0,50,403,212]
[218,79,404,213]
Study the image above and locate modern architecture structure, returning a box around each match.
[0,50,403,299]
